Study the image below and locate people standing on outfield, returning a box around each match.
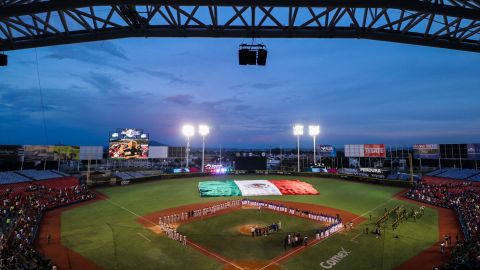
[440,242,445,254]
[251,226,255,237]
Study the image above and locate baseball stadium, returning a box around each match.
[1,1,480,270]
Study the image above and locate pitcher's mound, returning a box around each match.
[238,224,265,236]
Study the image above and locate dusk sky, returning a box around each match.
[1,37,480,148]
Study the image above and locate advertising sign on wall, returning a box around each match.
[345,144,386,158]
[364,144,386,158]
[467,144,480,160]
[318,145,337,157]
[413,144,440,159]
[53,146,80,160]
[0,145,23,161]
[24,145,55,161]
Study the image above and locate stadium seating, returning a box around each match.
[435,168,480,180]
[113,172,133,180]
[0,171,31,184]
[113,170,163,180]
[467,174,480,182]
[0,184,95,269]
[425,169,448,176]
[16,169,64,180]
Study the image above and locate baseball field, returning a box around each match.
[35,175,461,270]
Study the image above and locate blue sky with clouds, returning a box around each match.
[1,37,480,148]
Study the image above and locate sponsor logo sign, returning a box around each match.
[467,144,480,160]
[318,145,337,157]
[364,144,386,158]
[320,247,351,269]
[413,144,440,159]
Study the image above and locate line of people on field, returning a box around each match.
[159,199,242,225]
[158,221,186,245]
[241,199,342,224]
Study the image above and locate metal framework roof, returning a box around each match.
[1,0,479,52]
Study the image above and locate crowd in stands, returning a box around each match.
[0,183,94,269]
[405,181,480,270]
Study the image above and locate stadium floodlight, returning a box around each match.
[309,125,321,165]
[198,125,210,173]
[182,125,195,168]
[293,124,304,172]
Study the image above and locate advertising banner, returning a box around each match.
[318,145,337,157]
[364,144,386,158]
[53,146,79,160]
[467,144,480,160]
[413,144,440,159]
[24,145,55,161]
[0,145,23,161]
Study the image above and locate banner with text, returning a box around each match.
[413,144,440,159]
[318,145,337,157]
[467,144,480,160]
[364,144,386,158]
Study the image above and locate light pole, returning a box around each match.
[309,125,320,165]
[198,125,210,173]
[182,125,195,169]
[293,124,304,172]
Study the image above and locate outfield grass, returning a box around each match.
[60,175,438,270]
[178,209,323,260]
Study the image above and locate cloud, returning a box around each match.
[45,41,128,66]
[138,68,202,86]
[229,82,283,91]
[82,72,126,95]
[164,94,195,106]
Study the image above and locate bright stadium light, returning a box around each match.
[198,125,210,173]
[182,125,195,168]
[293,124,304,136]
[293,124,304,172]
[309,125,321,165]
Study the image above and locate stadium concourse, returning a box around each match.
[0,167,478,269]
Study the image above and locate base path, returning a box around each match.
[138,199,365,270]
[394,190,463,270]
[36,195,105,270]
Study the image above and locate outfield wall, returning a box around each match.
[89,171,413,188]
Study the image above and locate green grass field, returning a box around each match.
[178,209,323,260]
[60,176,439,270]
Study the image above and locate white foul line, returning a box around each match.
[259,196,398,270]
[137,233,151,242]
[98,194,243,270]
[187,241,244,270]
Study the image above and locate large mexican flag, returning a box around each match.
[198,179,319,197]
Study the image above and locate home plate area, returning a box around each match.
[138,199,363,270]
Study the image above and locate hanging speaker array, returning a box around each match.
[238,44,267,66]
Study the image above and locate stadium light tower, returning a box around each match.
[309,125,320,165]
[182,125,195,169]
[293,124,304,172]
[198,125,210,173]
